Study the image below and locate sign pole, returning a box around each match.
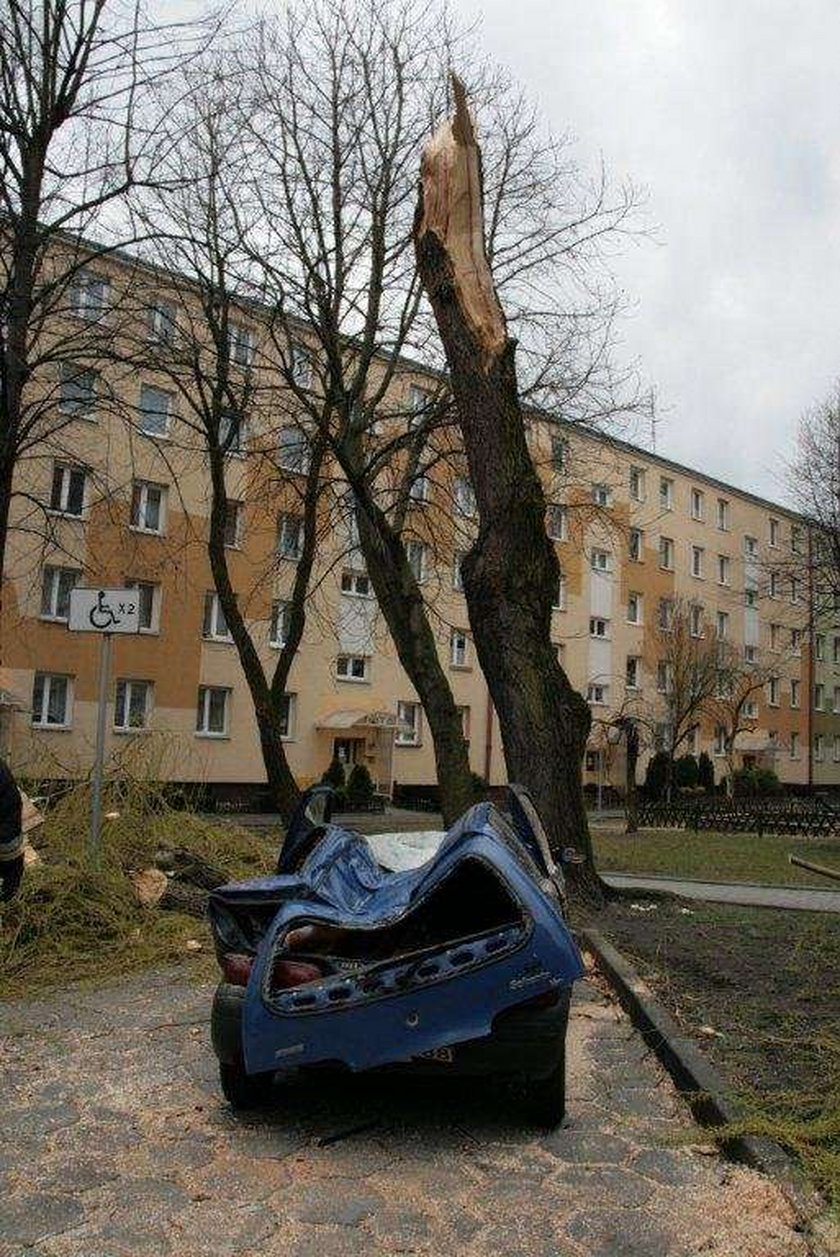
[88,632,112,871]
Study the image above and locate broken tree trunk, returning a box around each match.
[414,77,604,903]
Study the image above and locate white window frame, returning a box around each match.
[589,616,609,639]
[717,554,730,585]
[553,574,567,611]
[790,678,800,709]
[659,477,673,511]
[546,503,567,541]
[628,528,643,562]
[659,536,674,570]
[270,600,291,648]
[69,270,109,320]
[629,466,645,502]
[790,731,800,759]
[768,676,780,707]
[126,580,160,634]
[277,512,304,560]
[290,341,313,388]
[717,498,730,531]
[453,476,476,518]
[203,591,233,642]
[278,692,296,740]
[31,673,73,729]
[224,500,242,549]
[590,549,610,573]
[58,362,97,417]
[40,565,79,621]
[716,610,729,640]
[219,410,248,456]
[336,654,370,683]
[230,323,254,367]
[49,463,86,517]
[690,488,704,521]
[196,685,231,738]
[450,629,470,668]
[769,517,780,548]
[625,656,640,690]
[277,426,311,474]
[591,483,611,507]
[396,699,422,746]
[130,480,166,535]
[815,733,825,763]
[114,679,152,732]
[410,473,431,503]
[340,570,373,598]
[407,540,427,584]
[586,682,608,706]
[138,384,173,437]
[452,551,465,592]
[627,592,642,625]
[690,604,703,637]
[551,436,569,472]
[744,535,758,558]
[814,683,825,711]
[691,545,704,578]
[147,300,177,346]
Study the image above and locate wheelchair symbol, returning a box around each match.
[89,590,119,630]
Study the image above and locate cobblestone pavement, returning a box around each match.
[0,971,809,1256]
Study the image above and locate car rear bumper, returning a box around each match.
[211,980,571,1081]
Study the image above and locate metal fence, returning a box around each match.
[637,795,840,837]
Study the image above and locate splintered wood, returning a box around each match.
[417,75,507,365]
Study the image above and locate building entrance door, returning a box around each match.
[333,737,361,767]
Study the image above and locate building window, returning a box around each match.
[790,576,799,604]
[277,512,303,560]
[744,643,756,663]
[457,705,471,741]
[410,473,430,503]
[591,548,610,573]
[407,540,427,583]
[147,300,177,345]
[815,733,825,763]
[744,535,758,558]
[40,566,78,621]
[833,636,840,664]
[130,480,166,534]
[290,341,312,387]
[770,622,781,651]
[546,503,567,541]
[219,409,247,455]
[589,616,609,639]
[743,700,758,719]
[453,476,476,518]
[341,570,372,598]
[791,526,802,554]
[114,679,151,731]
[126,580,159,633]
[69,271,109,318]
[396,699,421,745]
[203,592,232,641]
[659,536,674,570]
[337,654,369,682]
[768,676,780,707]
[768,570,780,599]
[196,686,230,737]
[657,661,671,693]
[659,477,673,511]
[627,592,642,624]
[270,600,291,648]
[278,692,296,739]
[138,384,173,437]
[628,528,643,562]
[814,683,825,711]
[717,498,730,531]
[658,598,674,631]
[769,517,780,547]
[690,545,704,578]
[551,436,569,472]
[626,656,640,690]
[690,488,704,521]
[224,500,242,548]
[450,629,470,668]
[790,731,800,759]
[816,633,825,661]
[31,673,71,728]
[452,551,465,592]
[50,464,86,516]
[833,734,840,763]
[407,385,430,427]
[790,678,800,709]
[591,483,611,507]
[689,604,703,637]
[717,554,730,585]
[714,725,726,756]
[745,587,757,608]
[58,363,97,416]
[277,426,310,474]
[629,466,645,502]
[716,610,729,639]
[230,323,254,366]
[586,682,608,705]
[552,573,567,611]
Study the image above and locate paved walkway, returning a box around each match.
[604,872,840,913]
[0,970,807,1256]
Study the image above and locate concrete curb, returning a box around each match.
[580,928,807,1183]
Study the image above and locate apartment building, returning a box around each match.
[2,244,838,797]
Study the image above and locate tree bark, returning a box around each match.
[414,78,603,902]
[623,719,640,833]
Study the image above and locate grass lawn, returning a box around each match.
[591,824,840,888]
[590,898,840,1207]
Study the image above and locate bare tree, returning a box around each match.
[788,385,840,617]
[647,597,721,800]
[706,643,780,797]
[0,0,212,642]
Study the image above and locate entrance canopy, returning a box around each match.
[316,708,411,732]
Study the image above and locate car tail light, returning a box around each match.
[221,953,253,986]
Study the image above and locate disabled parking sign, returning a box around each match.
[68,588,141,634]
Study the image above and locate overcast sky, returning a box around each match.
[451,0,840,503]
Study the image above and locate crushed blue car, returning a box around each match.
[208,784,585,1126]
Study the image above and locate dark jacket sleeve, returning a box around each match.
[0,759,24,862]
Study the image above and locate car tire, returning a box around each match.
[219,1061,275,1109]
[522,1050,566,1129]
